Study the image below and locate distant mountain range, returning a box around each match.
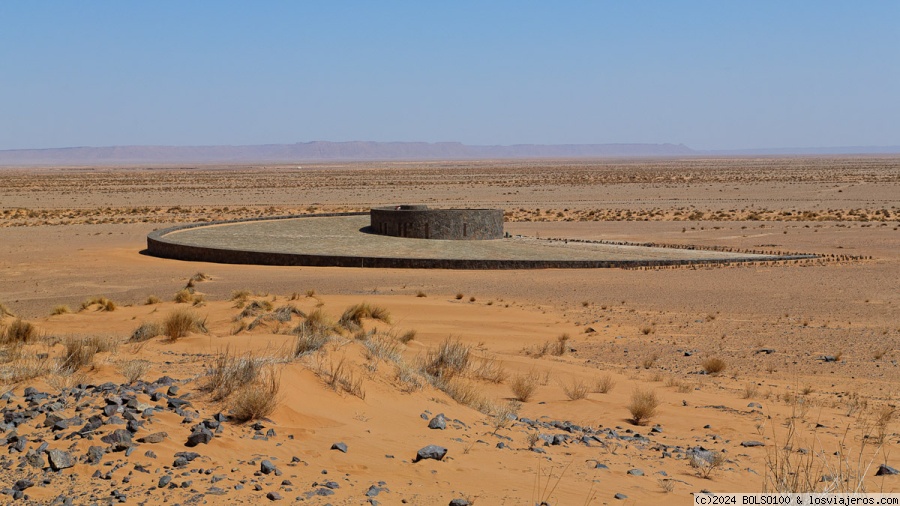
[0,141,897,165]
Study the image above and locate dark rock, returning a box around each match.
[365,485,382,497]
[101,429,133,447]
[158,475,172,488]
[24,449,44,468]
[449,499,470,506]
[614,493,628,500]
[267,491,282,501]
[261,460,276,474]
[876,464,899,476]
[331,442,348,453]
[627,469,644,476]
[46,449,75,471]
[185,428,213,447]
[13,479,33,492]
[741,441,765,447]
[86,446,106,464]
[413,445,447,462]
[428,413,447,430]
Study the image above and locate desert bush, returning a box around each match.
[415,290,427,298]
[129,322,163,342]
[229,368,280,423]
[561,378,589,400]
[489,400,520,433]
[199,348,264,401]
[742,382,759,399]
[293,308,338,336]
[628,388,659,425]
[395,362,425,393]
[593,373,616,394]
[510,372,538,402]
[552,333,570,356]
[433,375,491,413]
[362,333,402,363]
[173,288,194,304]
[339,303,391,330]
[51,305,71,316]
[145,295,161,305]
[80,296,116,312]
[423,337,471,378]
[1,318,37,344]
[60,336,117,372]
[455,293,464,300]
[319,356,365,399]
[293,327,332,357]
[120,359,151,384]
[702,357,727,375]
[0,350,55,383]
[640,325,654,335]
[470,356,507,383]
[163,308,207,340]
[398,329,417,344]
[691,450,727,479]
[642,354,659,369]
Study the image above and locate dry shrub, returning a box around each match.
[320,356,365,399]
[145,295,161,305]
[640,325,654,335]
[415,290,427,298]
[490,400,520,433]
[398,329,417,344]
[191,272,211,282]
[434,375,491,413]
[229,367,280,423]
[702,357,727,375]
[173,289,194,304]
[60,336,118,372]
[293,308,338,336]
[691,450,727,479]
[642,354,659,369]
[0,346,55,383]
[552,333,570,356]
[199,348,265,401]
[51,305,71,316]
[339,303,391,330]
[742,382,759,399]
[455,293,464,300]
[293,327,332,357]
[1,318,37,344]
[129,322,163,342]
[362,333,402,363]
[510,372,539,402]
[395,362,425,393]
[163,308,207,341]
[525,341,552,358]
[470,356,507,383]
[593,373,616,394]
[628,388,659,425]
[231,289,251,307]
[423,337,471,378]
[561,378,588,400]
[81,297,116,311]
[120,359,151,384]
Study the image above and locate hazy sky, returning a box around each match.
[2,2,898,151]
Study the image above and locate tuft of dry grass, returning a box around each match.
[628,388,660,425]
[691,450,727,479]
[60,336,118,372]
[173,288,194,304]
[1,318,37,345]
[190,272,211,282]
[552,333,570,356]
[561,378,589,400]
[702,357,727,375]
[742,382,759,399]
[510,372,539,402]
[129,322,163,342]
[362,333,403,364]
[455,293,464,300]
[593,373,616,394]
[81,296,116,312]
[415,290,427,298]
[338,303,391,331]
[163,308,207,341]
[120,359,151,384]
[229,367,280,423]
[51,305,71,316]
[423,337,471,379]
[317,356,365,399]
[292,325,333,357]
[395,362,425,393]
[145,295,161,305]
[293,308,338,336]
[199,347,265,401]
[433,375,491,413]
[642,353,659,369]
[0,349,55,383]
[470,356,507,383]
[398,329,417,344]
[489,400,520,433]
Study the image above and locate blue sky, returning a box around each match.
[1,2,897,150]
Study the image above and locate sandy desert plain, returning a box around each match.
[0,156,898,505]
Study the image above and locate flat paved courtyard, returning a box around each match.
[161,215,779,263]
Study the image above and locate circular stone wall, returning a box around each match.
[370,206,503,240]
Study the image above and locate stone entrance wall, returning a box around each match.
[370,206,503,240]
